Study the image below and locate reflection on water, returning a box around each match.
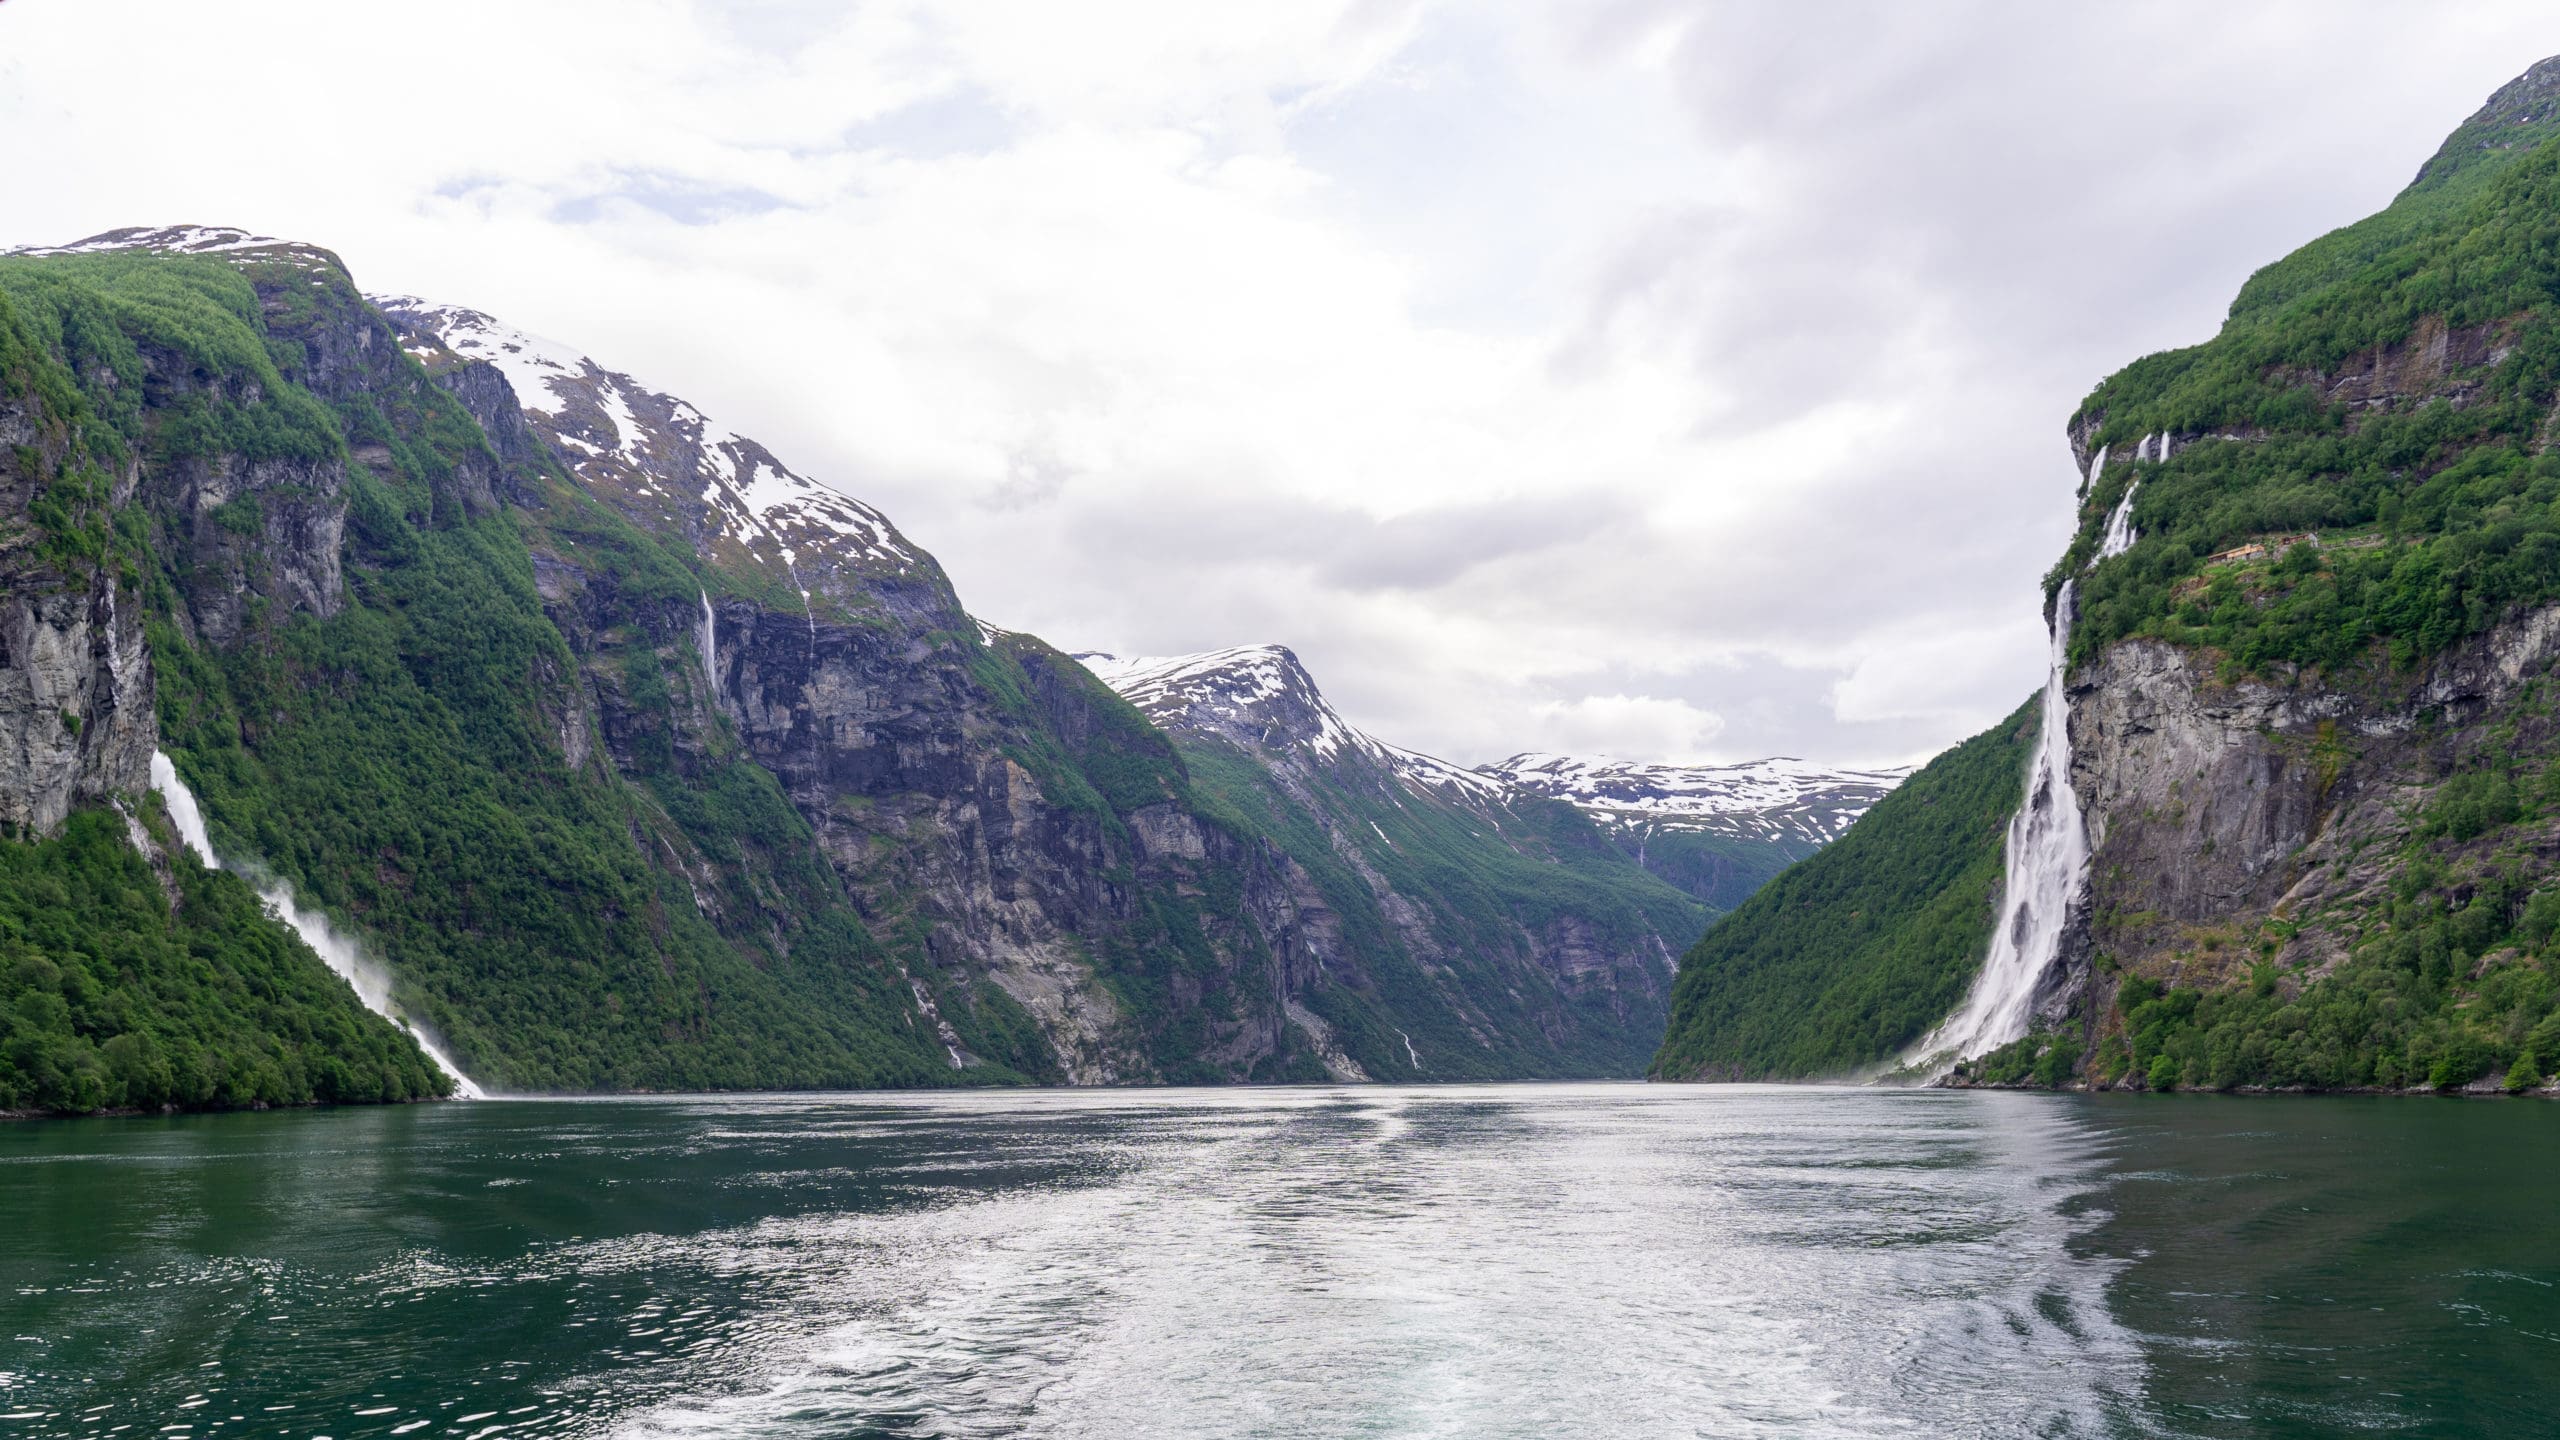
[0,1086,2550,1437]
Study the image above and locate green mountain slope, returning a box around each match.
[0,227,1713,1102]
[0,261,453,1112]
[0,242,961,1096]
[1649,698,2033,1080]
[1655,54,2560,1093]
[0,810,449,1113]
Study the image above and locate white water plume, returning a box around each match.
[2099,481,2140,560]
[148,752,484,1098]
[1906,581,2090,1074]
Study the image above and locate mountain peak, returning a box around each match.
[373,295,954,628]
[1081,644,1354,755]
[2409,55,2560,192]
[1081,644,1502,796]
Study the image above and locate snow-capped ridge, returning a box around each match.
[1482,752,1909,847]
[8,224,300,258]
[1081,644,1501,796]
[1083,644,1905,837]
[372,294,930,612]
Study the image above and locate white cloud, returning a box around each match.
[1527,695,1725,765]
[6,0,2559,767]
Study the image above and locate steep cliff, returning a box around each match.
[0,235,450,1112]
[1656,55,2560,1094]
[378,296,1718,1083]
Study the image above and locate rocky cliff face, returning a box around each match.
[1657,55,2560,1093]
[2002,57,2560,1091]
[2068,606,2560,999]
[0,398,150,838]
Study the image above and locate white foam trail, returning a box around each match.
[148,752,484,1098]
[1907,582,2089,1072]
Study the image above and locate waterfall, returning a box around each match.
[2100,481,2140,559]
[1907,583,2090,1071]
[698,590,718,694]
[148,752,484,1098]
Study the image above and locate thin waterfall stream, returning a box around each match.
[148,752,484,1097]
[699,589,718,694]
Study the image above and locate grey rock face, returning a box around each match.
[0,577,154,837]
[0,403,154,836]
[148,452,345,646]
[2069,604,2560,994]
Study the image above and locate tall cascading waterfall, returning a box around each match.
[148,752,485,1098]
[1907,442,2127,1073]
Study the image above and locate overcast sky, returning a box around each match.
[7,2,2558,767]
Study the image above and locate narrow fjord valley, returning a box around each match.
[28,10,2560,1436]
[0,226,1899,1113]
[23,56,2560,1115]
[1658,56,2560,1098]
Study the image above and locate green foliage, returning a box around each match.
[1177,737,1702,1081]
[2106,857,2560,1093]
[2064,137,2560,676]
[0,810,448,1114]
[2426,768,2520,841]
[1966,1031,2083,1088]
[0,251,342,468]
[1649,695,2038,1079]
[2507,1047,2544,1092]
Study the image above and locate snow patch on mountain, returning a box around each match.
[372,295,931,614]
[1081,645,1502,796]
[1083,644,1903,844]
[1483,753,1909,847]
[8,224,300,258]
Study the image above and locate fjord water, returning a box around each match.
[1,1089,2553,1438]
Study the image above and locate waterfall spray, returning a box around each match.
[1907,584,2089,1071]
[149,753,484,1098]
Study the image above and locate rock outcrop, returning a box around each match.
[0,339,152,836]
[2069,605,2560,997]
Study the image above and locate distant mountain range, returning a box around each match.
[1085,645,1905,912]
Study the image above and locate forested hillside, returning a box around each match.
[1648,699,2032,1080]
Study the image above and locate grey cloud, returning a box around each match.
[1043,486,1625,596]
